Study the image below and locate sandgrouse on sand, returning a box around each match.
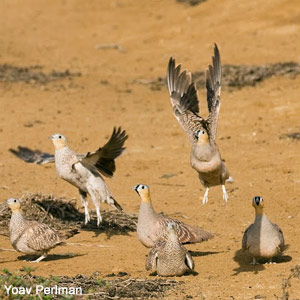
[133,184,213,248]
[242,196,285,264]
[167,44,230,205]
[146,222,194,276]
[10,127,128,226]
[7,198,76,263]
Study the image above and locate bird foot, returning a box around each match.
[222,191,229,202]
[201,188,209,205]
[29,255,46,263]
[202,194,209,205]
[97,216,103,227]
[250,258,259,265]
[222,185,229,203]
[266,260,276,264]
[84,212,91,225]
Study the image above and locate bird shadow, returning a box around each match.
[232,249,292,276]
[148,269,198,277]
[17,253,85,262]
[189,250,224,257]
[80,222,135,239]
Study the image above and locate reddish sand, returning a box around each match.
[0,0,300,298]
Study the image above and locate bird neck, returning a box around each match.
[168,230,179,242]
[140,192,152,204]
[9,210,26,232]
[254,206,265,217]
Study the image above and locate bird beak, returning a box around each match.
[48,135,53,139]
[253,196,261,206]
[132,185,139,195]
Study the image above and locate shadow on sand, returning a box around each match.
[18,253,85,262]
[232,249,292,275]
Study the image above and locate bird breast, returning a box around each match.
[191,145,222,173]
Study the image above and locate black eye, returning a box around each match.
[14,199,17,203]
[201,130,205,134]
[142,186,145,189]
[59,135,62,139]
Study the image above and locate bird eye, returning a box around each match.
[201,130,205,135]
[14,199,17,203]
[142,186,145,189]
[58,135,62,139]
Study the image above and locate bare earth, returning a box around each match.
[0,0,300,299]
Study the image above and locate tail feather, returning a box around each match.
[59,229,79,241]
[109,196,123,211]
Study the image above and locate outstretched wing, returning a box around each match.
[9,146,55,164]
[158,217,214,244]
[167,57,205,143]
[167,57,199,114]
[80,127,128,177]
[206,44,222,142]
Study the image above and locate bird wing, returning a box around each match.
[185,251,194,270]
[205,44,222,142]
[167,57,205,143]
[9,146,55,164]
[242,225,253,250]
[24,221,63,252]
[145,241,164,271]
[272,223,285,251]
[80,127,128,177]
[158,217,213,244]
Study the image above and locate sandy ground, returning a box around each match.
[0,0,300,299]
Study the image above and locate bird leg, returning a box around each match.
[201,187,209,205]
[30,254,47,263]
[267,258,276,264]
[79,190,90,224]
[96,206,103,227]
[222,185,229,202]
[88,190,103,226]
[250,257,259,265]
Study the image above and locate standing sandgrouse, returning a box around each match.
[133,184,213,248]
[242,196,285,264]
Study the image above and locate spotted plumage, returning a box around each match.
[7,198,76,263]
[146,222,194,276]
[133,184,214,248]
[167,44,230,204]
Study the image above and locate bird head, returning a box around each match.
[252,196,265,215]
[49,134,68,150]
[6,198,21,212]
[132,184,151,203]
[194,128,209,144]
[166,222,178,239]
[252,196,264,208]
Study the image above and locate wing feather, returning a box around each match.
[81,127,128,177]
[185,251,194,270]
[145,241,164,271]
[158,217,213,244]
[24,222,63,252]
[206,44,222,141]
